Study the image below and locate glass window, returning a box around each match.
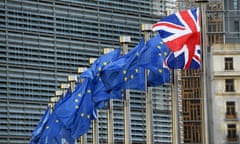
[226,101,236,116]
[227,124,237,141]
[225,79,234,92]
[234,21,239,32]
[225,57,233,70]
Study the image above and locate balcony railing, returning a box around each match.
[225,113,238,121]
[226,136,239,144]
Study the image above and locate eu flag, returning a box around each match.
[101,39,145,93]
[30,107,50,144]
[54,88,71,110]
[39,110,74,144]
[70,82,97,139]
[54,80,88,128]
[138,34,170,86]
[80,48,121,80]
[80,48,121,109]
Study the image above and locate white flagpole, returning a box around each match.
[195,1,209,144]
[120,36,132,144]
[141,24,153,144]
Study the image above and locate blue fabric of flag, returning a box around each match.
[70,82,97,139]
[80,48,121,80]
[53,89,71,110]
[39,111,74,144]
[80,49,121,109]
[138,34,170,86]
[30,107,50,144]
[54,80,88,129]
[101,39,145,93]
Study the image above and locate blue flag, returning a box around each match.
[80,48,121,80]
[39,110,74,144]
[55,80,88,128]
[70,81,97,139]
[138,34,170,86]
[30,107,50,144]
[80,48,121,109]
[54,89,72,110]
[101,39,145,94]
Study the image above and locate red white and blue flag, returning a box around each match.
[152,8,201,69]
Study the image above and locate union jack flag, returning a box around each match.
[152,8,201,69]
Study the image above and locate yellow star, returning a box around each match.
[157,45,161,49]
[87,89,91,93]
[87,115,90,119]
[123,70,127,74]
[78,93,82,97]
[135,68,139,73]
[160,41,163,44]
[103,62,107,66]
[75,99,79,103]
[124,77,128,81]
[75,105,79,109]
[98,67,101,71]
[158,69,162,73]
[158,53,162,56]
[46,126,49,129]
[130,74,134,79]
[56,119,59,123]
[81,113,84,117]
[164,52,168,56]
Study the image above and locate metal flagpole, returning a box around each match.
[67,75,78,144]
[89,57,99,144]
[103,48,115,144]
[77,67,88,144]
[141,24,153,144]
[195,1,209,144]
[55,90,63,100]
[120,36,132,144]
[61,83,69,98]
[68,75,78,93]
[173,69,184,144]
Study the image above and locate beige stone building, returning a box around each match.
[210,44,240,144]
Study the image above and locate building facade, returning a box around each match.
[207,0,240,144]
[210,44,240,144]
[0,0,174,143]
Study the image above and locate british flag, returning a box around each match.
[152,8,201,69]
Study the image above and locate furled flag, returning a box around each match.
[100,39,145,94]
[30,107,50,144]
[138,34,171,86]
[53,88,72,110]
[55,80,89,128]
[152,8,201,69]
[80,48,121,109]
[70,82,97,139]
[38,110,74,144]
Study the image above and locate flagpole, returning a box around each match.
[120,36,132,144]
[141,24,153,144]
[103,48,115,144]
[195,1,209,144]
[172,69,184,144]
[88,57,99,144]
[67,75,79,144]
[77,67,88,144]
[55,90,63,101]
[61,83,70,98]
[68,75,78,93]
